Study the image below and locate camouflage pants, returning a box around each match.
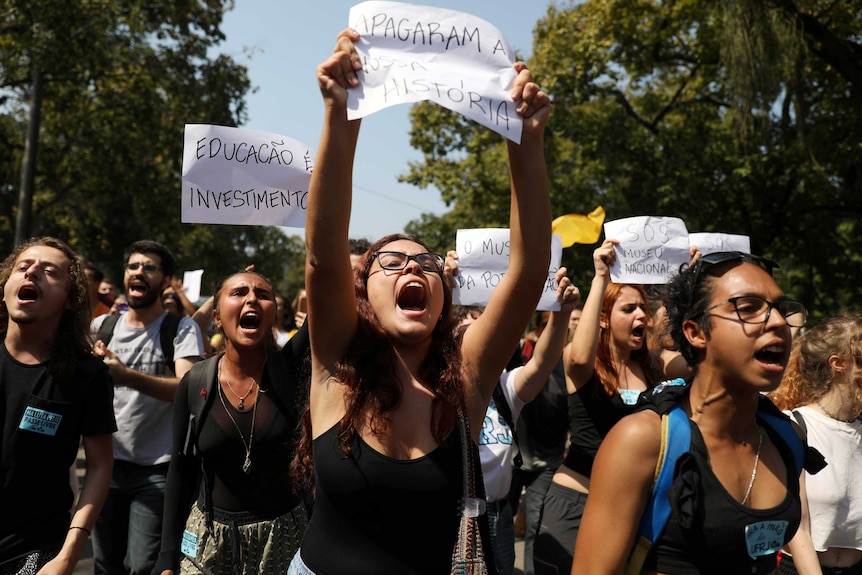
[179,503,307,575]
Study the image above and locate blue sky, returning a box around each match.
[215,0,558,242]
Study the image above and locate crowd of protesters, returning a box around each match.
[2,22,860,575]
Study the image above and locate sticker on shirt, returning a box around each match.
[18,406,63,436]
[619,389,641,406]
[745,520,788,558]
[479,398,513,446]
[181,529,199,558]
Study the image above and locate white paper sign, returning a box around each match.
[182,269,204,303]
[181,124,313,228]
[603,216,690,284]
[347,1,522,142]
[689,232,751,255]
[452,229,563,310]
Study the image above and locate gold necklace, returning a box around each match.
[741,425,762,506]
[220,363,257,410]
[217,374,257,473]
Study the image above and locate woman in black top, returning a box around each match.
[289,28,552,575]
[535,238,690,574]
[571,252,821,575]
[154,271,308,575]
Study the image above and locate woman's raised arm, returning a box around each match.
[462,62,552,429]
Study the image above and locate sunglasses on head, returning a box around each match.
[689,251,778,286]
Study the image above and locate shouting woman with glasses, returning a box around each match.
[288,29,552,575]
[570,251,823,575]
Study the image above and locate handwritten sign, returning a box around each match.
[347,1,522,142]
[452,229,563,310]
[182,269,204,303]
[603,216,690,284]
[689,232,751,255]
[181,124,313,228]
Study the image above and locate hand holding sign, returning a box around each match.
[347,1,525,142]
[316,28,364,108]
[452,229,563,310]
[603,216,691,284]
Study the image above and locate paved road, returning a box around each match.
[72,448,526,575]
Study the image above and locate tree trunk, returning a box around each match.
[14,65,43,246]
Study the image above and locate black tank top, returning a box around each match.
[301,423,463,575]
[563,374,639,476]
[644,418,802,574]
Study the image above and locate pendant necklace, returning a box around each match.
[740,425,762,506]
[220,364,257,410]
[218,364,258,474]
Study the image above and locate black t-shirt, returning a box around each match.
[0,345,116,564]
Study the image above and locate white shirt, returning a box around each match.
[479,368,526,502]
[788,405,862,551]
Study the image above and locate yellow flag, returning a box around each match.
[552,206,606,247]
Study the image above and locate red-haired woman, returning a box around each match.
[534,239,687,574]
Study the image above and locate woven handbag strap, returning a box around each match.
[455,407,489,517]
[457,406,477,502]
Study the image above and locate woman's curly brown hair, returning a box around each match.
[771,314,862,410]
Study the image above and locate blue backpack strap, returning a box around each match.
[626,400,690,575]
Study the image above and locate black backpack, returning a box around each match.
[97,312,182,374]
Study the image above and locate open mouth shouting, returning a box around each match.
[127,280,151,301]
[16,283,39,304]
[630,324,647,347]
[239,311,262,333]
[754,342,787,373]
[397,281,429,316]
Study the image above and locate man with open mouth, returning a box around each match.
[0,237,116,575]
[90,240,205,575]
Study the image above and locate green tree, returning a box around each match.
[402,0,862,319]
[0,0,302,288]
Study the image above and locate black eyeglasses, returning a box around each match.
[124,262,161,274]
[704,296,808,327]
[373,251,444,273]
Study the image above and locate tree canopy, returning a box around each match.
[0,0,306,298]
[402,0,862,320]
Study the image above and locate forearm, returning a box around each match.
[506,134,551,282]
[567,275,607,371]
[517,310,569,402]
[111,365,179,402]
[49,437,112,575]
[785,471,822,575]
[191,297,214,339]
[306,106,360,270]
